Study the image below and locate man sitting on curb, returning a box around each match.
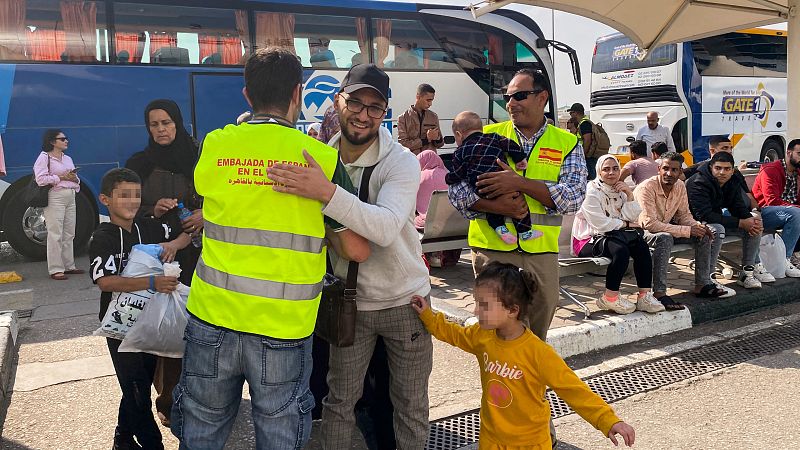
[634,152,734,311]
[752,139,800,277]
[686,151,774,290]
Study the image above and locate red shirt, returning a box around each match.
[752,160,800,207]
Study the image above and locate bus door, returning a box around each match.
[190,72,249,142]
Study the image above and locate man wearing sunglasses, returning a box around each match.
[268,63,433,450]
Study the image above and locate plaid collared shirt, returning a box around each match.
[448,121,588,219]
[781,159,798,204]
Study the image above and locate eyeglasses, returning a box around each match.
[55,137,68,141]
[503,89,545,103]
[341,94,387,119]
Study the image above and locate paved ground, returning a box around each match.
[0,242,795,449]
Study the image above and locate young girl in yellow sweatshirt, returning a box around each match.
[411,262,635,449]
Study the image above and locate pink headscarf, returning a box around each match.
[415,150,448,229]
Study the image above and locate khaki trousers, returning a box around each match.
[43,188,76,275]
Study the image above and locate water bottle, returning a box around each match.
[178,202,202,248]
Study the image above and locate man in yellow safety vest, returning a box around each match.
[171,48,369,450]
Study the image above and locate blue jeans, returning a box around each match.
[171,315,315,450]
[760,206,800,258]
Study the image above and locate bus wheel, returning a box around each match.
[760,140,784,162]
[2,186,97,260]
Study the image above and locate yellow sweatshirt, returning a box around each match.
[420,309,621,449]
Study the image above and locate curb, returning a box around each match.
[0,310,19,435]
[430,278,800,359]
[684,277,800,324]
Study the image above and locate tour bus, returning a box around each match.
[589,29,787,167]
[0,0,578,259]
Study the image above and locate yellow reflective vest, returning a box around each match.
[188,122,338,339]
[468,121,577,254]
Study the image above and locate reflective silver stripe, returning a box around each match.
[204,220,324,253]
[530,213,562,227]
[196,258,323,301]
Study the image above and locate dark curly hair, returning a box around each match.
[475,262,537,319]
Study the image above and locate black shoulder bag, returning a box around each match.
[315,164,376,347]
[25,156,52,208]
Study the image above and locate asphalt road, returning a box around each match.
[1,246,799,449]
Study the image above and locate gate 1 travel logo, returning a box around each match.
[719,82,774,128]
[302,73,341,122]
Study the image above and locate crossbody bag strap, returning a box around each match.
[344,164,377,297]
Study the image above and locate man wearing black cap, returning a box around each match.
[269,64,433,449]
[568,102,597,179]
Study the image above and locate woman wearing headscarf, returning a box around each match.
[124,99,201,428]
[415,150,461,267]
[572,154,665,315]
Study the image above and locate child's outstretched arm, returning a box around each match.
[411,295,477,354]
[608,421,635,447]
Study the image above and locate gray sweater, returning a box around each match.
[324,127,431,311]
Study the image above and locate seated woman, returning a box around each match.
[416,150,461,267]
[572,154,666,315]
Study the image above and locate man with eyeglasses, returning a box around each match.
[268,63,433,450]
[449,67,586,444]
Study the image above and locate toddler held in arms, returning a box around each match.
[446,111,538,245]
[411,262,635,449]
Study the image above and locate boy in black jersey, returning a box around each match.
[89,168,190,450]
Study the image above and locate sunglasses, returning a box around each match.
[55,137,68,141]
[503,89,545,103]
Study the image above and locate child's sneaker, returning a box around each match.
[495,225,517,244]
[519,230,544,241]
[596,294,635,314]
[753,263,776,283]
[737,265,762,289]
[635,291,666,313]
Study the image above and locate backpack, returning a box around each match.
[588,121,611,158]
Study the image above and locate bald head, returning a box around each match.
[452,111,484,146]
[646,111,659,130]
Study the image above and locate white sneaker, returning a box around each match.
[736,267,762,289]
[635,292,666,313]
[713,281,737,298]
[596,294,636,314]
[753,263,776,283]
[785,259,800,278]
[791,252,800,267]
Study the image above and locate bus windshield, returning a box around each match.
[592,35,677,73]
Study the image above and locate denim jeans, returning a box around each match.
[707,223,761,268]
[644,231,714,293]
[171,315,315,450]
[760,206,800,258]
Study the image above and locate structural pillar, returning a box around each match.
[788,1,800,140]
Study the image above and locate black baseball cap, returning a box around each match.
[567,102,585,114]
[340,64,390,103]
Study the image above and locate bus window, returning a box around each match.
[516,42,539,63]
[0,0,108,63]
[371,18,459,71]
[251,12,367,69]
[693,32,785,77]
[591,35,677,73]
[114,3,245,65]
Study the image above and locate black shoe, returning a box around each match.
[112,434,142,450]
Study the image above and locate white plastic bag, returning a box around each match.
[118,282,190,358]
[93,244,164,340]
[760,233,787,279]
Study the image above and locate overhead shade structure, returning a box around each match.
[469,0,800,138]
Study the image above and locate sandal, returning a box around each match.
[695,284,726,298]
[657,294,685,311]
[50,273,68,281]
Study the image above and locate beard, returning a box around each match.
[791,158,800,170]
[341,124,378,146]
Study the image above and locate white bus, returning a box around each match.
[589,29,787,166]
[0,0,579,259]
